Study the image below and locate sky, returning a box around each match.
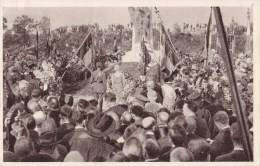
[3,7,252,30]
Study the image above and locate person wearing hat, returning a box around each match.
[161,77,177,112]
[71,112,118,161]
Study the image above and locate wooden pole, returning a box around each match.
[213,7,253,161]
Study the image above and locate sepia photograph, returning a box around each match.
[1,2,257,163]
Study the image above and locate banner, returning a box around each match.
[160,24,179,75]
[128,7,152,43]
[75,32,94,71]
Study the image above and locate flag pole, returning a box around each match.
[213,7,253,161]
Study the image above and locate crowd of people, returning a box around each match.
[3,36,253,162]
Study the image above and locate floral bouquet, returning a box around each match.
[33,60,56,85]
[123,73,137,96]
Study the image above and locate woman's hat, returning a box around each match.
[86,112,116,138]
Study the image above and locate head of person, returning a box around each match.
[64,95,74,107]
[47,96,60,111]
[33,111,47,127]
[142,138,160,160]
[170,147,194,162]
[130,105,145,120]
[230,122,244,148]
[146,80,155,90]
[14,136,33,160]
[147,90,157,102]
[60,105,73,123]
[188,139,210,161]
[110,151,128,162]
[71,110,87,127]
[52,144,68,162]
[27,101,42,113]
[25,116,36,131]
[63,151,84,162]
[213,111,230,130]
[31,88,42,99]
[157,108,170,126]
[168,125,187,147]
[121,111,134,125]
[77,99,89,112]
[39,118,57,136]
[171,115,188,129]
[183,100,198,117]
[175,99,185,112]
[123,137,143,161]
[142,117,156,131]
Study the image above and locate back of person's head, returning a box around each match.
[52,144,68,162]
[25,116,36,131]
[71,111,87,125]
[110,151,128,162]
[213,111,229,125]
[188,139,210,161]
[175,99,185,111]
[185,100,198,113]
[123,137,143,160]
[88,99,98,107]
[230,122,243,145]
[142,138,160,159]
[31,88,42,98]
[173,115,188,129]
[123,124,138,139]
[14,136,33,159]
[60,105,73,119]
[185,117,197,134]
[170,147,194,162]
[40,118,57,134]
[130,105,145,118]
[3,151,18,162]
[77,99,89,110]
[168,125,187,147]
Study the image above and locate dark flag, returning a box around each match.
[35,28,39,58]
[204,7,212,65]
[160,24,179,76]
[75,32,95,72]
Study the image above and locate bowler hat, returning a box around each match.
[86,112,116,138]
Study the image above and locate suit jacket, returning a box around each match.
[71,137,117,162]
[210,128,234,161]
[215,150,248,161]
[194,116,211,139]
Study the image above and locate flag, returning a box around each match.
[35,28,39,58]
[128,7,152,43]
[204,8,212,53]
[245,15,252,54]
[75,32,94,71]
[231,30,236,54]
[160,24,179,76]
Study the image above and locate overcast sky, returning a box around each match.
[3,7,252,30]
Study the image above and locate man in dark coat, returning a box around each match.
[210,111,233,161]
[71,112,118,161]
[215,122,249,161]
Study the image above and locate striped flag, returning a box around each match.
[75,32,95,72]
[160,24,178,76]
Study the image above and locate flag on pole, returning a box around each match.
[245,9,252,54]
[75,32,94,71]
[204,7,212,65]
[35,28,39,58]
[160,24,178,76]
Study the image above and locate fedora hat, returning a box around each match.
[86,112,116,138]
